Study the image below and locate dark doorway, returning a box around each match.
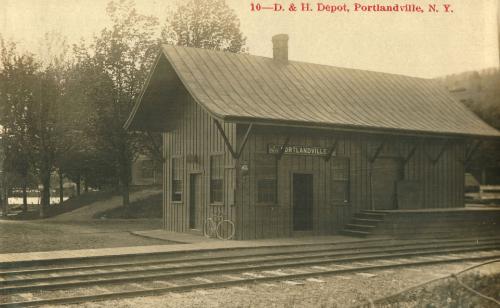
[189,174,202,230]
[293,173,313,231]
[371,158,403,210]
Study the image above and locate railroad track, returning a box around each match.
[1,237,499,307]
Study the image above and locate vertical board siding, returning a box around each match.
[233,127,466,239]
[163,100,466,239]
[164,96,236,235]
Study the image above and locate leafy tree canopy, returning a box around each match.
[162,0,246,53]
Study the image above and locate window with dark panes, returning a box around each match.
[256,154,277,204]
[210,155,224,203]
[331,157,350,204]
[171,157,183,201]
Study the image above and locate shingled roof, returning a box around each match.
[125,44,500,138]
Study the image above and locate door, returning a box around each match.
[189,174,202,230]
[293,173,313,231]
[371,158,403,210]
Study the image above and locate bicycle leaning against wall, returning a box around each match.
[204,210,235,240]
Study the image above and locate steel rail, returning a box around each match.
[2,236,498,277]
[1,245,499,295]
[1,252,499,307]
[2,240,499,287]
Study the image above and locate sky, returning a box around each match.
[0,0,498,78]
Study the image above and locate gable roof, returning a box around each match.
[125,44,500,138]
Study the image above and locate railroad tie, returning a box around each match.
[192,277,214,283]
[222,274,244,281]
[286,268,311,274]
[393,258,414,263]
[153,280,178,287]
[91,286,110,293]
[306,278,325,283]
[413,256,436,262]
[375,259,397,265]
[241,272,265,278]
[356,272,377,278]
[310,266,331,271]
[232,286,249,291]
[127,283,147,290]
[261,270,287,276]
[283,280,305,286]
[260,283,278,287]
[405,268,423,272]
[16,293,35,301]
[335,275,352,280]
[352,262,377,267]
[329,264,353,269]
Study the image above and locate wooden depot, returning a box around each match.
[125,35,500,240]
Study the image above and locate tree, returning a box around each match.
[87,0,159,207]
[162,0,246,53]
[60,54,119,194]
[0,38,39,213]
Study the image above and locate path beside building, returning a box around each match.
[48,188,161,222]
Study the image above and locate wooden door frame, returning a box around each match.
[290,171,315,235]
[188,171,203,233]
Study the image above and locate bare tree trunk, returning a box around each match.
[22,176,28,213]
[122,181,130,207]
[39,171,51,218]
[84,181,89,193]
[76,174,81,196]
[58,169,64,204]
[1,184,7,217]
[118,147,133,208]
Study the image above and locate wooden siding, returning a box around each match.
[236,126,466,240]
[163,95,237,235]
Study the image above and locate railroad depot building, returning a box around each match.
[125,35,500,240]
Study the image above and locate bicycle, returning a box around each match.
[204,213,235,240]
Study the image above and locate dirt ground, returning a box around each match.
[58,261,498,308]
[0,219,168,253]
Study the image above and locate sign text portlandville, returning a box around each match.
[268,144,334,156]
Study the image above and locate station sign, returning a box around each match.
[268,144,335,157]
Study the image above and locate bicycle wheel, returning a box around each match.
[203,219,216,238]
[216,220,235,240]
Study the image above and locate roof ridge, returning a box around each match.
[161,44,432,81]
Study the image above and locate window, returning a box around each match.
[210,155,224,203]
[331,157,350,204]
[256,154,277,204]
[171,157,183,201]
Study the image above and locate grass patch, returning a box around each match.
[5,190,116,220]
[94,193,162,219]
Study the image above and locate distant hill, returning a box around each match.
[440,68,500,121]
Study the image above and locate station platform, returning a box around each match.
[0,233,390,267]
[342,206,500,238]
